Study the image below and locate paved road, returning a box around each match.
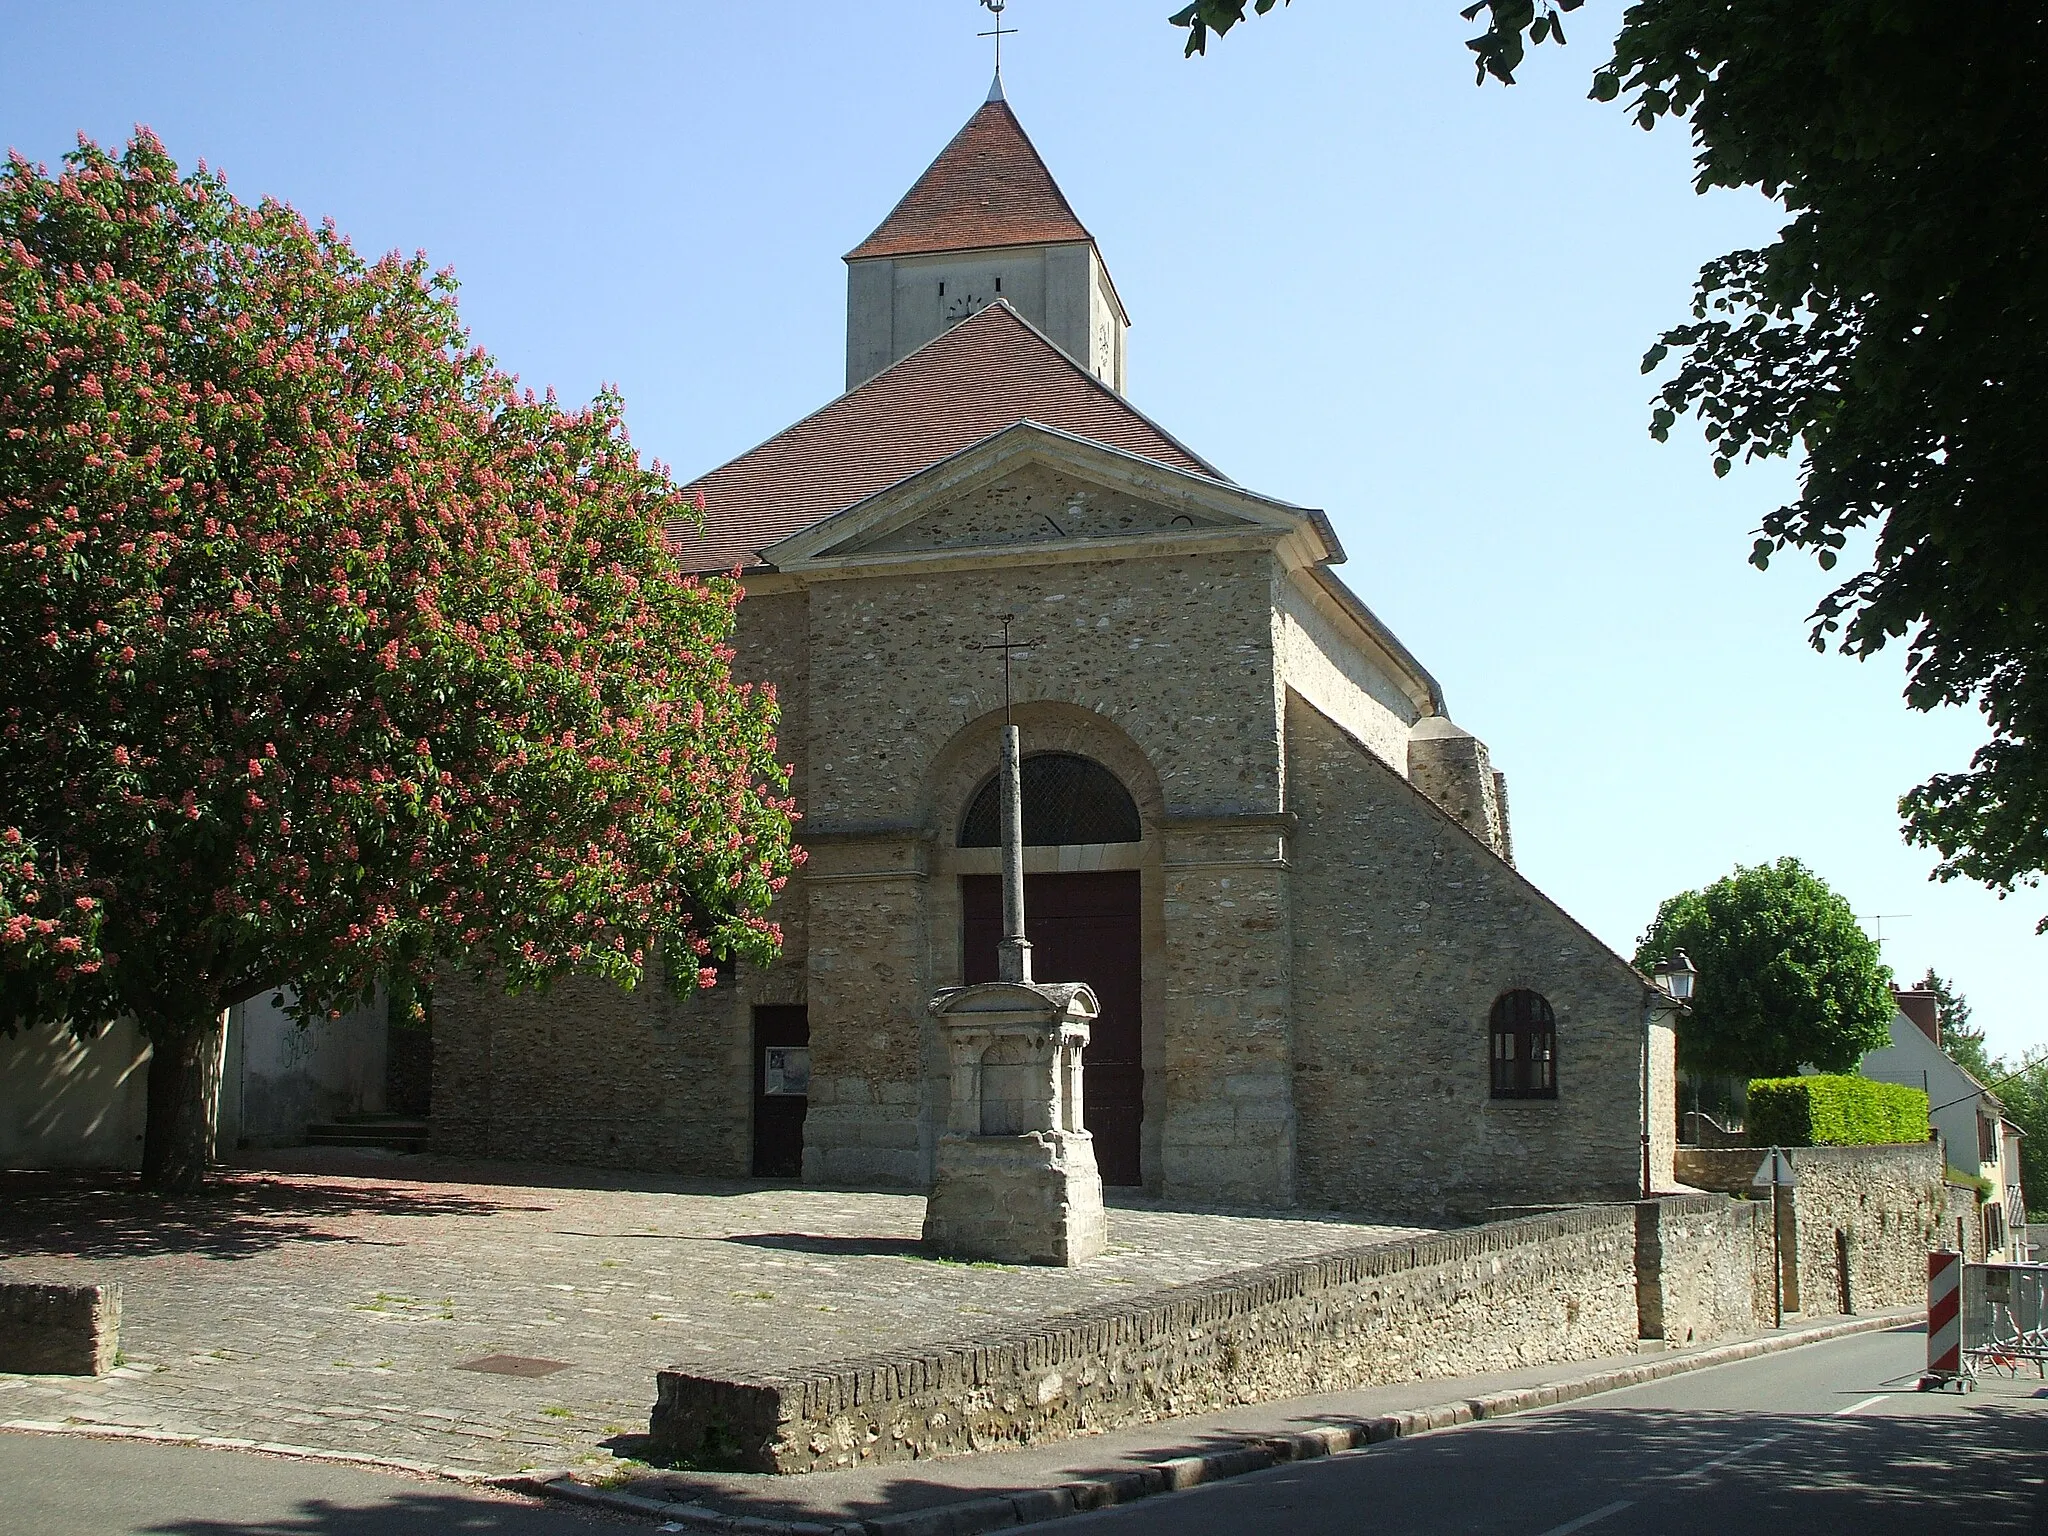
[12,1326,2045,1534]
[0,1432,631,1536]
[1069,1327,2048,1535]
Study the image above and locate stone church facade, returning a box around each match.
[436,83,1678,1221]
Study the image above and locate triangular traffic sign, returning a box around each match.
[1751,1146,1798,1188]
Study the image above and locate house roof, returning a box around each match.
[845,95,1093,262]
[666,301,1219,572]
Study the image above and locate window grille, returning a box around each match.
[958,752,1141,848]
[1490,990,1557,1100]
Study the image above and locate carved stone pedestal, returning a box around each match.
[923,980,1106,1267]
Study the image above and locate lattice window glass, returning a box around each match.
[1489,990,1558,1100]
[958,752,1141,848]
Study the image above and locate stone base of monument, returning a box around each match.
[925,1128,1107,1267]
[922,978,1106,1268]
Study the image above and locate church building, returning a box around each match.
[435,80,1679,1220]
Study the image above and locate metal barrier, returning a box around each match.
[1919,1255,2048,1390]
[1965,1262,2048,1380]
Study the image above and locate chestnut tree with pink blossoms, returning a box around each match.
[0,131,799,1193]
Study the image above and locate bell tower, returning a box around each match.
[844,77,1129,393]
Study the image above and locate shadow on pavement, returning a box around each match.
[601,1399,2048,1531]
[139,1489,614,1535]
[0,1170,521,1261]
[227,1147,869,1200]
[719,1232,928,1258]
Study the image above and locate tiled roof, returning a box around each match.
[666,302,1218,572]
[845,96,1093,262]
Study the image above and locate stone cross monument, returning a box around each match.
[922,619,1107,1266]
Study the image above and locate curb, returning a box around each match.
[0,1416,495,1483]
[533,1310,1918,1535]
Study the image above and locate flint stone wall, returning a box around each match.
[1675,1141,1943,1314]
[0,1281,120,1375]
[1284,695,1652,1218]
[1943,1181,1988,1262]
[1786,1143,1944,1313]
[650,1206,1636,1474]
[1634,1195,1773,1347]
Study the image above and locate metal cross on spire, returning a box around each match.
[978,0,1018,79]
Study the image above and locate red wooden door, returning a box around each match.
[962,872,1143,1186]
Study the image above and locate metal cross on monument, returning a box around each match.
[969,612,1039,726]
[970,614,1041,983]
[978,0,1019,79]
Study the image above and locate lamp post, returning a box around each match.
[1644,950,1699,1197]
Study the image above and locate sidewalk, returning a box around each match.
[536,1309,1919,1536]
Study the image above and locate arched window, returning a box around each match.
[1490,990,1557,1100]
[958,752,1141,848]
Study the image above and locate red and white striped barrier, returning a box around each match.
[1927,1249,1962,1379]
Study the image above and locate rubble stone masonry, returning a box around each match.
[1284,695,1650,1219]
[651,1206,1639,1474]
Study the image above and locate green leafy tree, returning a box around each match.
[1995,1055,2048,1221]
[1635,857,1894,1077]
[0,132,800,1193]
[1174,3,2048,931]
[1171,1,1584,83]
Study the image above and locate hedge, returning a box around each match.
[1746,1075,1930,1147]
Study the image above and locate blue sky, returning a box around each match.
[6,1,2040,1059]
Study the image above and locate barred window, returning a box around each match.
[959,752,1140,848]
[1490,990,1557,1100]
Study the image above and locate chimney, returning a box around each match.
[1894,986,1940,1045]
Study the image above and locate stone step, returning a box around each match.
[303,1120,430,1151]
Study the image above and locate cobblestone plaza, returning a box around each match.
[0,1152,1426,1477]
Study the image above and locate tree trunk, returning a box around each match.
[141,1012,226,1194]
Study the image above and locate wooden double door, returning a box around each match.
[962,871,1144,1186]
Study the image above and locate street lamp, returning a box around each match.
[1651,949,1698,1003]
[1644,950,1699,1199]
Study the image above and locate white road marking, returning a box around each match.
[1834,1394,1890,1417]
[1534,1500,1635,1536]
[1668,1431,1789,1481]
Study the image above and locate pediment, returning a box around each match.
[758,421,1335,571]
[839,463,1242,558]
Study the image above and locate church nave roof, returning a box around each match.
[666,301,1216,573]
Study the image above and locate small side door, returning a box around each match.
[751,1005,810,1179]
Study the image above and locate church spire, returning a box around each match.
[843,85,1130,393]
[844,94,1090,263]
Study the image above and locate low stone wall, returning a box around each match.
[1635,1195,1773,1347]
[0,1282,120,1375]
[1673,1146,1766,1193]
[1942,1181,1987,1262]
[1788,1144,1944,1313]
[652,1207,1638,1474]
[1676,1142,1943,1316]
